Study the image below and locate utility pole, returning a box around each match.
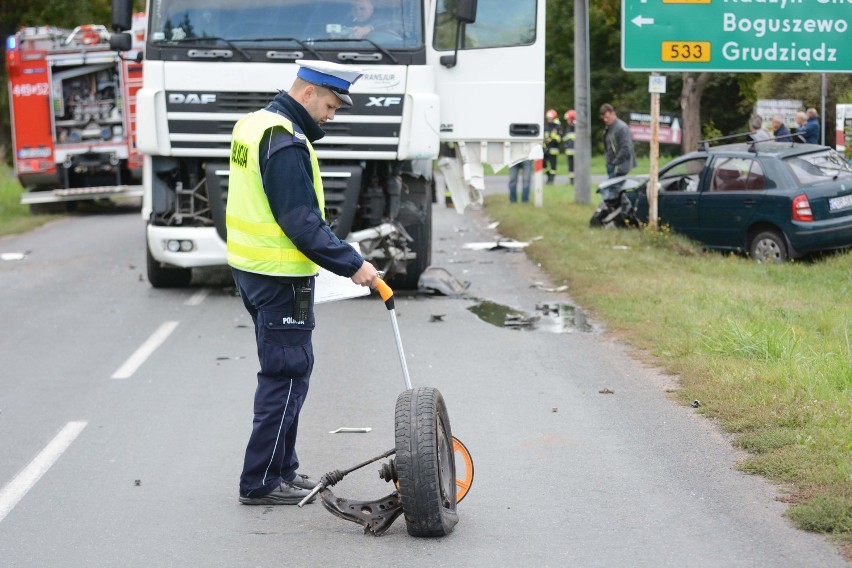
[573,0,591,204]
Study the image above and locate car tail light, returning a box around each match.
[792,194,813,222]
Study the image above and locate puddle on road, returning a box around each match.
[467,301,594,333]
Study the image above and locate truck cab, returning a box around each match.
[110,0,544,288]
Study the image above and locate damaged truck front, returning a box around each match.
[110,0,544,288]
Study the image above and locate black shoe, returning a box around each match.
[285,473,318,490]
[239,482,315,506]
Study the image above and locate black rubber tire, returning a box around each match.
[388,177,433,290]
[395,387,458,537]
[590,205,612,228]
[146,239,192,288]
[749,230,787,263]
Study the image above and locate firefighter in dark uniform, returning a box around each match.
[543,108,562,184]
[563,109,576,185]
[227,60,380,506]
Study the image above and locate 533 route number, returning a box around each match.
[662,42,711,62]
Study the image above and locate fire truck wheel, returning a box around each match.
[395,387,458,537]
[146,241,192,288]
[388,176,432,290]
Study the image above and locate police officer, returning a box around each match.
[563,109,576,185]
[227,60,380,505]
[543,109,562,184]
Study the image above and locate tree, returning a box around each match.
[679,72,711,154]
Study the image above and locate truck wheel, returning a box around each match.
[146,240,192,288]
[749,230,787,263]
[395,387,458,537]
[389,177,432,290]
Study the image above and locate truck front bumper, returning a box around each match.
[20,185,143,204]
[147,225,227,268]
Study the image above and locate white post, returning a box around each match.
[531,145,544,208]
[648,74,665,229]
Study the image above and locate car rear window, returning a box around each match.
[783,150,852,186]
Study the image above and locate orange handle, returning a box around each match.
[376,278,395,310]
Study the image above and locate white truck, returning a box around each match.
[110,0,544,288]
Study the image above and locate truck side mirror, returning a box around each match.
[109,32,132,52]
[112,0,133,32]
[440,0,478,68]
[455,0,478,24]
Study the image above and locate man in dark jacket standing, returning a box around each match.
[227,60,380,506]
[600,103,636,179]
[771,115,791,140]
[601,103,636,178]
[801,108,821,144]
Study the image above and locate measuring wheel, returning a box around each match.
[453,436,473,503]
[301,279,474,536]
[395,386,458,536]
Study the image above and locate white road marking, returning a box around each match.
[185,288,210,306]
[0,421,88,523]
[111,321,179,379]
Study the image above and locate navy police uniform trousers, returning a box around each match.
[232,268,315,498]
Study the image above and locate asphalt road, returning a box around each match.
[0,194,846,567]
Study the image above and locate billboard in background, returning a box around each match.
[755,99,802,131]
[628,111,682,145]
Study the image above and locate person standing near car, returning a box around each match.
[600,103,636,179]
[749,115,770,142]
[793,110,820,144]
[771,115,791,140]
[227,60,380,506]
[800,108,820,144]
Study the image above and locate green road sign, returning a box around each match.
[622,0,852,73]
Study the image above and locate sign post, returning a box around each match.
[622,0,852,74]
[648,74,666,229]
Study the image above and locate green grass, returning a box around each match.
[0,164,54,235]
[485,183,852,545]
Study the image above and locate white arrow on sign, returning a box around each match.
[632,15,655,28]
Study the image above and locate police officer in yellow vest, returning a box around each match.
[227,60,380,506]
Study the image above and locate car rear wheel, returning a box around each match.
[750,230,787,263]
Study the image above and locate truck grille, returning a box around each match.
[166,91,403,155]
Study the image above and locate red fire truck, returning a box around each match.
[5,14,145,211]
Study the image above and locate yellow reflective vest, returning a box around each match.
[226,110,325,276]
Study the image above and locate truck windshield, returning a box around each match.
[149,0,423,50]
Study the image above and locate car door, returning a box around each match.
[699,156,768,249]
[657,156,707,239]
